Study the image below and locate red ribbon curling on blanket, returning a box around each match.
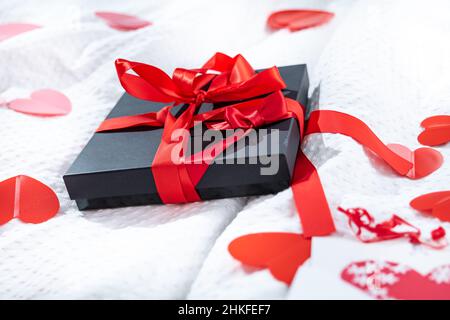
[338,207,447,249]
[97,53,441,239]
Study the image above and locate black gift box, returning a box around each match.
[63,64,309,210]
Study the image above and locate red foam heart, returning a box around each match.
[418,115,450,146]
[410,191,450,222]
[0,175,59,225]
[95,12,151,31]
[267,9,334,32]
[0,23,40,42]
[342,260,450,300]
[7,89,72,116]
[387,143,443,179]
[228,232,311,284]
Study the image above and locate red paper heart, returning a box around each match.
[7,89,72,116]
[342,260,450,300]
[410,191,450,222]
[0,175,59,225]
[228,232,311,284]
[95,12,151,31]
[418,115,450,146]
[387,143,443,179]
[0,23,40,42]
[267,9,334,32]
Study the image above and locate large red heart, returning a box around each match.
[7,89,72,116]
[341,260,450,300]
[228,232,311,284]
[387,143,443,179]
[267,9,334,32]
[410,191,450,222]
[418,115,450,147]
[0,23,40,42]
[0,175,59,225]
[95,12,151,31]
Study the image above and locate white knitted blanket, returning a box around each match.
[1,0,449,299]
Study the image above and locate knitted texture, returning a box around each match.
[1,0,448,299]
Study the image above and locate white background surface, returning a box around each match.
[0,0,449,299]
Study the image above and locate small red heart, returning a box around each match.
[421,115,450,128]
[342,260,450,300]
[228,232,311,284]
[387,143,443,179]
[267,9,334,32]
[0,175,60,225]
[0,23,40,42]
[410,191,450,222]
[95,12,151,31]
[418,115,450,147]
[7,89,72,116]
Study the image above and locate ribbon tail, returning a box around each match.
[306,110,413,175]
[292,151,336,237]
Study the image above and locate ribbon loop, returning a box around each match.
[115,58,182,103]
[106,53,292,204]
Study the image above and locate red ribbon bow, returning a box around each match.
[97,53,310,206]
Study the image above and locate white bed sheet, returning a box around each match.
[1,0,448,300]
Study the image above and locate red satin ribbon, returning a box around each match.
[100,54,288,204]
[306,111,413,176]
[97,53,424,238]
[338,207,447,249]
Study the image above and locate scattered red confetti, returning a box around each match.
[267,9,334,32]
[339,207,447,249]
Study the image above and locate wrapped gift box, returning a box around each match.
[63,64,309,210]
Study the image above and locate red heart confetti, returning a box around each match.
[418,115,450,146]
[0,23,40,42]
[228,232,311,284]
[342,260,450,300]
[0,175,60,225]
[95,11,151,31]
[410,191,450,222]
[7,89,72,116]
[387,143,443,179]
[267,9,334,32]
